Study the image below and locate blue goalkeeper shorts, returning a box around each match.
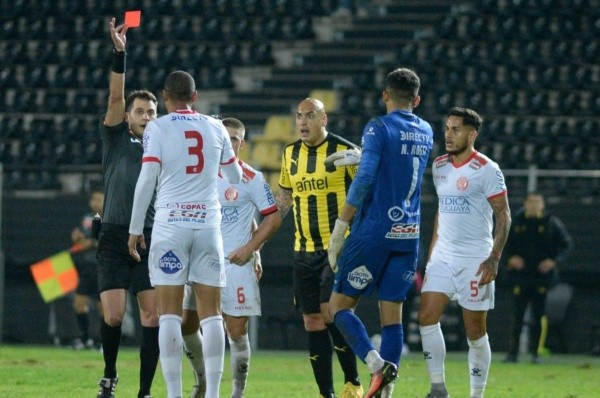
[332,234,417,302]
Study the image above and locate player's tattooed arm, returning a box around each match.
[275,188,293,219]
[490,194,512,257]
[477,194,512,285]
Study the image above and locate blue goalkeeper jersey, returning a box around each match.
[347,109,434,251]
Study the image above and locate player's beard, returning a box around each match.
[446,142,469,157]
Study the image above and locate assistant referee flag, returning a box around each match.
[30,249,79,303]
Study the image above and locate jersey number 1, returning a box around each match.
[185,130,204,174]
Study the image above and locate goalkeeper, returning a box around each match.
[327,68,434,398]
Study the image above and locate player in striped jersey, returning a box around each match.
[276,98,363,398]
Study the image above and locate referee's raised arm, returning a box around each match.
[104,17,128,127]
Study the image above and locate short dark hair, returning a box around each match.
[125,90,157,112]
[386,68,420,102]
[164,70,196,102]
[222,117,245,133]
[448,107,483,132]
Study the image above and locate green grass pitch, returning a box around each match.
[0,345,599,397]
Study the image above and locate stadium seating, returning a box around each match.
[0,0,598,192]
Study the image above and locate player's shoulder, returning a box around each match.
[283,139,302,151]
[433,154,451,169]
[327,132,359,149]
[472,151,502,171]
[239,160,260,182]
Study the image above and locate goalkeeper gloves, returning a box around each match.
[324,148,362,167]
[328,219,349,273]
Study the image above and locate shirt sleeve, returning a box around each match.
[129,161,159,235]
[483,161,507,199]
[142,121,161,162]
[250,171,278,215]
[219,124,237,165]
[346,119,383,208]
[278,149,291,189]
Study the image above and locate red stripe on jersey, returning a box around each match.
[487,190,507,200]
[142,156,161,163]
[260,205,279,216]
[242,166,256,180]
[451,151,478,168]
[174,109,197,114]
[473,151,488,165]
[221,156,237,165]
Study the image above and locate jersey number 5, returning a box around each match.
[185,130,204,174]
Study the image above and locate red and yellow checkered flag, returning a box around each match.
[30,249,80,303]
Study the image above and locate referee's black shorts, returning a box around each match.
[293,250,335,315]
[97,223,153,295]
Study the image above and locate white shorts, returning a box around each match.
[422,251,495,311]
[149,221,225,287]
[221,257,261,317]
[182,258,261,317]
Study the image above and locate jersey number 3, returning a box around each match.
[185,130,204,174]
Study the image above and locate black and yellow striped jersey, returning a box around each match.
[279,133,359,252]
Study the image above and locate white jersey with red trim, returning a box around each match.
[432,151,507,258]
[218,161,277,254]
[142,110,237,229]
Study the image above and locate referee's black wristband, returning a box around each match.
[112,49,126,74]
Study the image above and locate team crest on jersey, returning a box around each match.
[159,250,183,274]
[224,187,238,201]
[387,206,405,222]
[347,266,373,289]
[456,176,469,191]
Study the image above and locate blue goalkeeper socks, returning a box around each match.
[334,309,373,362]
[380,323,403,366]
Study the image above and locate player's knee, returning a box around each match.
[464,324,487,340]
[303,313,326,331]
[417,307,438,326]
[181,312,200,335]
[139,308,159,327]
[104,313,124,327]
[227,324,247,340]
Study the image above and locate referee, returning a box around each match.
[276,98,363,398]
[95,18,160,398]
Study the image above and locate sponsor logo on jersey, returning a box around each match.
[224,187,238,201]
[496,171,506,190]
[388,206,405,222]
[347,265,373,290]
[167,203,207,210]
[159,250,183,274]
[400,131,433,143]
[456,176,469,191]
[263,182,276,205]
[167,210,207,223]
[295,176,329,192]
[141,134,149,153]
[438,195,471,213]
[221,206,239,223]
[170,114,200,121]
[385,223,420,239]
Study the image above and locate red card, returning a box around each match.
[124,10,141,28]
